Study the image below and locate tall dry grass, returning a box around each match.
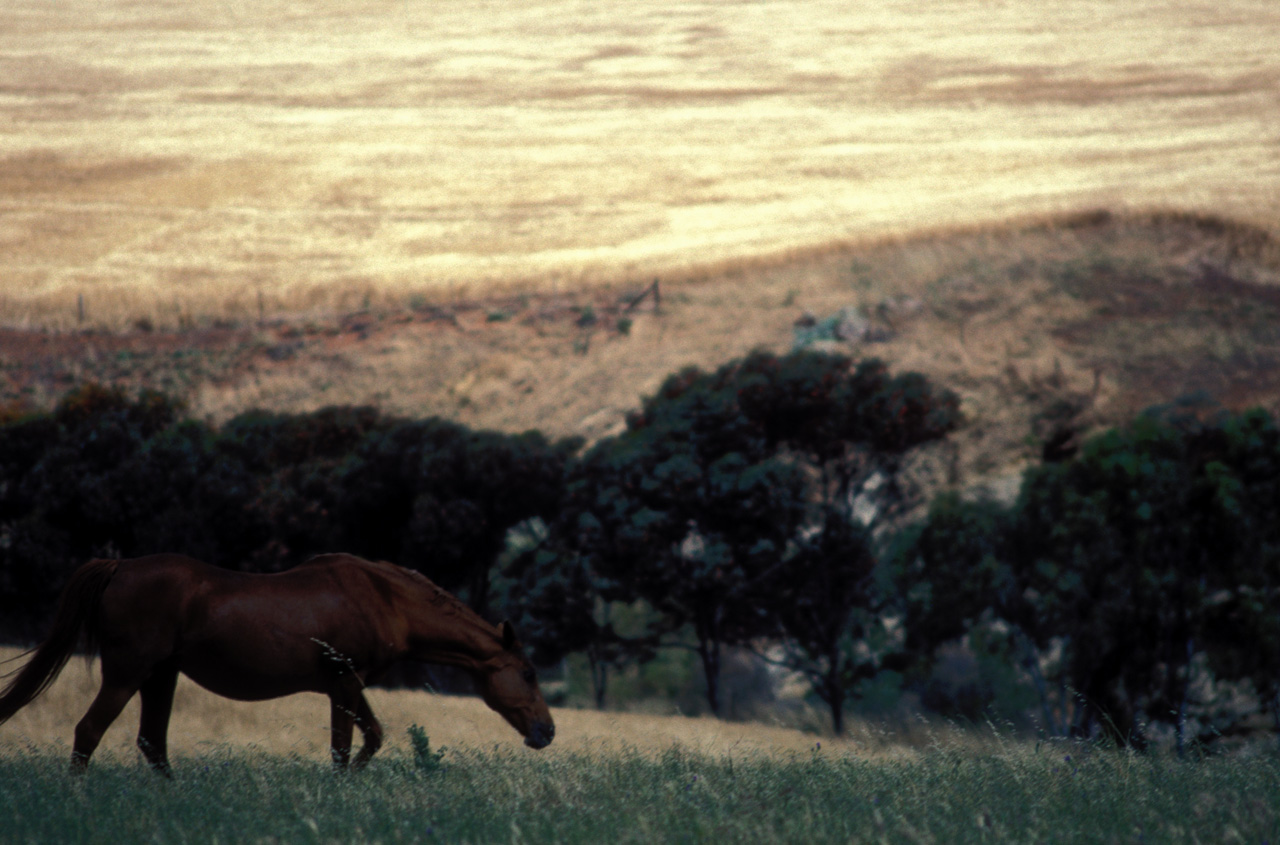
[2,0,1278,329]
[0,646,915,767]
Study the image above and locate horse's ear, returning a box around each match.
[499,620,518,650]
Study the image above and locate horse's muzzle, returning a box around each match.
[525,720,555,749]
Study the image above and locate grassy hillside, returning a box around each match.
[4,212,1278,493]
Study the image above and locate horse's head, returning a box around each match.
[476,620,555,749]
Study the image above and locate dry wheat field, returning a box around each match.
[2,0,1278,329]
[0,646,900,766]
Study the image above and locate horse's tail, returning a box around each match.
[0,558,120,725]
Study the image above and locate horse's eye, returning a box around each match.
[522,668,536,684]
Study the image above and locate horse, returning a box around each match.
[0,553,554,775]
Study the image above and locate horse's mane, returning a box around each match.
[299,553,492,631]
[359,558,476,621]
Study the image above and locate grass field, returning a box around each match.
[4,647,1280,842]
[3,731,1279,842]
[2,0,1278,329]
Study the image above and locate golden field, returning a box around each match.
[1,0,1278,329]
[0,646,914,766]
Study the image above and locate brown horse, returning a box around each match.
[0,553,554,775]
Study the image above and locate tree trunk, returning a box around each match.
[469,566,491,618]
[826,650,845,735]
[1174,635,1193,759]
[697,636,722,716]
[587,645,608,710]
[693,602,724,716]
[1017,632,1061,736]
[1271,692,1280,753]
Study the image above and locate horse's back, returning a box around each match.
[101,553,387,618]
[105,553,366,602]
[93,554,231,646]
[99,552,221,608]
[103,554,402,699]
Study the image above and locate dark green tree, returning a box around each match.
[762,512,885,735]
[1197,409,1280,735]
[0,388,579,644]
[895,492,1013,658]
[550,350,959,721]
[1007,408,1247,751]
[573,422,806,715]
[0,385,213,639]
[735,351,960,522]
[891,492,1054,727]
[738,351,961,732]
[494,516,653,709]
[214,405,390,570]
[335,419,580,612]
[889,404,1280,748]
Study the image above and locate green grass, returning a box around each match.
[3,739,1279,843]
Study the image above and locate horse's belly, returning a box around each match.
[179,652,324,701]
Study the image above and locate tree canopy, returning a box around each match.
[535,349,960,722]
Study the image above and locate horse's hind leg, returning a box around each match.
[71,676,139,774]
[328,681,382,770]
[136,661,179,777]
[329,691,356,769]
[350,692,383,771]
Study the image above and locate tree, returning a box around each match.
[735,351,960,524]
[1006,408,1247,751]
[889,403,1280,749]
[547,350,960,721]
[0,388,579,644]
[335,419,580,612]
[0,385,209,639]
[494,517,653,709]
[892,492,1053,727]
[763,512,886,735]
[573,422,806,715]
[214,405,390,571]
[1196,409,1280,734]
[738,351,961,733]
[551,357,807,715]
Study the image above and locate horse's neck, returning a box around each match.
[402,581,501,672]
